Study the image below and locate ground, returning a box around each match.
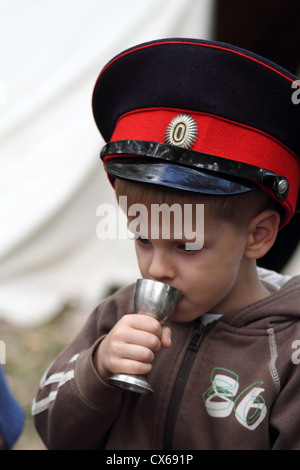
[1,304,89,450]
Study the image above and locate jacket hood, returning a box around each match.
[222,270,300,329]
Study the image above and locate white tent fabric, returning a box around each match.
[0,0,216,326]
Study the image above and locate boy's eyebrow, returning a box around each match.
[130,231,202,244]
[127,227,148,240]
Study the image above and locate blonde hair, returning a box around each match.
[114,178,278,228]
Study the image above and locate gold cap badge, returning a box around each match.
[165,114,198,149]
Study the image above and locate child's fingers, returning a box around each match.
[95,314,170,379]
[109,357,153,376]
[112,341,156,364]
[161,326,172,349]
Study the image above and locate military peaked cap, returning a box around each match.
[92,38,300,227]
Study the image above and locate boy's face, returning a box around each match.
[128,199,250,323]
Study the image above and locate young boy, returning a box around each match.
[33,38,300,450]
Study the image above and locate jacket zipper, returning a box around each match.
[163,319,205,450]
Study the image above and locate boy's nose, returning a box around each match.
[148,248,176,282]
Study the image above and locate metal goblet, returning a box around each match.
[107,279,182,393]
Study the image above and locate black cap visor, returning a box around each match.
[105,159,257,196]
[101,140,289,201]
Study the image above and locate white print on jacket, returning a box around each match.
[31,354,79,416]
[203,367,267,430]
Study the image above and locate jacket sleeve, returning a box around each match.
[32,285,134,450]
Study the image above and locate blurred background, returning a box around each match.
[0,0,299,450]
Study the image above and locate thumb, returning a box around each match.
[161,326,172,349]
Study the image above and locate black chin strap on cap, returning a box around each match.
[100,140,289,202]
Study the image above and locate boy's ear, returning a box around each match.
[245,210,281,260]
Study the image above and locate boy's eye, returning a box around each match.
[136,237,151,246]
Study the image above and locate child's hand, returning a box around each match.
[94,314,172,380]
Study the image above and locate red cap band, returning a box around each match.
[111,107,300,227]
